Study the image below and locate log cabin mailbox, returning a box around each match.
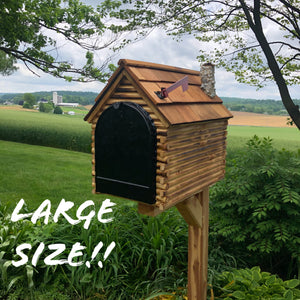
[85,59,232,299]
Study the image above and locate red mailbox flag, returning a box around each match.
[155,76,189,99]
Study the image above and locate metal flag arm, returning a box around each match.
[155,76,189,99]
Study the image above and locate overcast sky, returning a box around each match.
[0,4,299,100]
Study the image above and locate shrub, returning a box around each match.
[0,201,240,299]
[210,136,300,278]
[22,102,32,109]
[54,106,63,114]
[211,266,300,299]
[39,102,54,113]
[0,204,188,299]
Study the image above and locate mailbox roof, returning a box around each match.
[85,59,232,125]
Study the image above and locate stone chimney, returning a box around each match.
[200,63,216,98]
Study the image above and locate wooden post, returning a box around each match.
[176,187,209,299]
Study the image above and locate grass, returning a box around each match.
[0,140,129,210]
[60,106,89,115]
[227,125,300,152]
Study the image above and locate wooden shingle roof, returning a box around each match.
[85,59,232,125]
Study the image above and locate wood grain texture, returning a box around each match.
[176,195,203,227]
[85,59,231,212]
[178,188,209,300]
[85,59,232,125]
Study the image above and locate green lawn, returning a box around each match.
[0,140,130,211]
[61,105,89,115]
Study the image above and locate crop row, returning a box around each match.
[0,110,91,153]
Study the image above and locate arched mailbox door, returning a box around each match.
[95,102,157,204]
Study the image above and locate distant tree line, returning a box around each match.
[0,91,98,106]
[222,97,300,116]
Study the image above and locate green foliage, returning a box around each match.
[212,266,300,299]
[0,0,119,81]
[39,101,54,113]
[53,106,63,114]
[0,203,188,299]
[22,102,32,109]
[210,136,300,277]
[0,202,36,297]
[222,97,300,116]
[0,199,241,299]
[1,91,98,106]
[22,93,36,109]
[104,0,300,87]
[226,126,300,153]
[0,50,18,76]
[104,0,300,128]
[0,201,74,299]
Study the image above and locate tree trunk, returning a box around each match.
[240,0,300,130]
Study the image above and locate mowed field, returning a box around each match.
[229,111,295,128]
[227,111,299,151]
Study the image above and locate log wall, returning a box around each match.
[158,120,228,210]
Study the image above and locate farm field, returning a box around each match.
[0,106,299,152]
[227,126,300,152]
[229,111,294,128]
[227,111,300,151]
[0,108,91,152]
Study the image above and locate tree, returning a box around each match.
[53,106,63,114]
[23,93,36,108]
[102,0,300,129]
[0,50,18,75]
[39,101,54,113]
[0,0,120,82]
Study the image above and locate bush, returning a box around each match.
[39,102,54,113]
[211,266,300,299]
[53,106,63,114]
[22,102,32,109]
[210,136,300,278]
[0,201,240,299]
[0,204,188,299]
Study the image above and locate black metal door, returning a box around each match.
[95,102,157,204]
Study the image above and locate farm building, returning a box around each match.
[85,59,232,215]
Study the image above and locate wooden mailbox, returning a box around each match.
[85,59,232,299]
[85,59,232,213]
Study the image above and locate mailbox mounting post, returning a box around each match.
[176,188,209,300]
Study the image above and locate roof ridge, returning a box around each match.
[118,59,200,76]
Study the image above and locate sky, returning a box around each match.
[0,3,299,100]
